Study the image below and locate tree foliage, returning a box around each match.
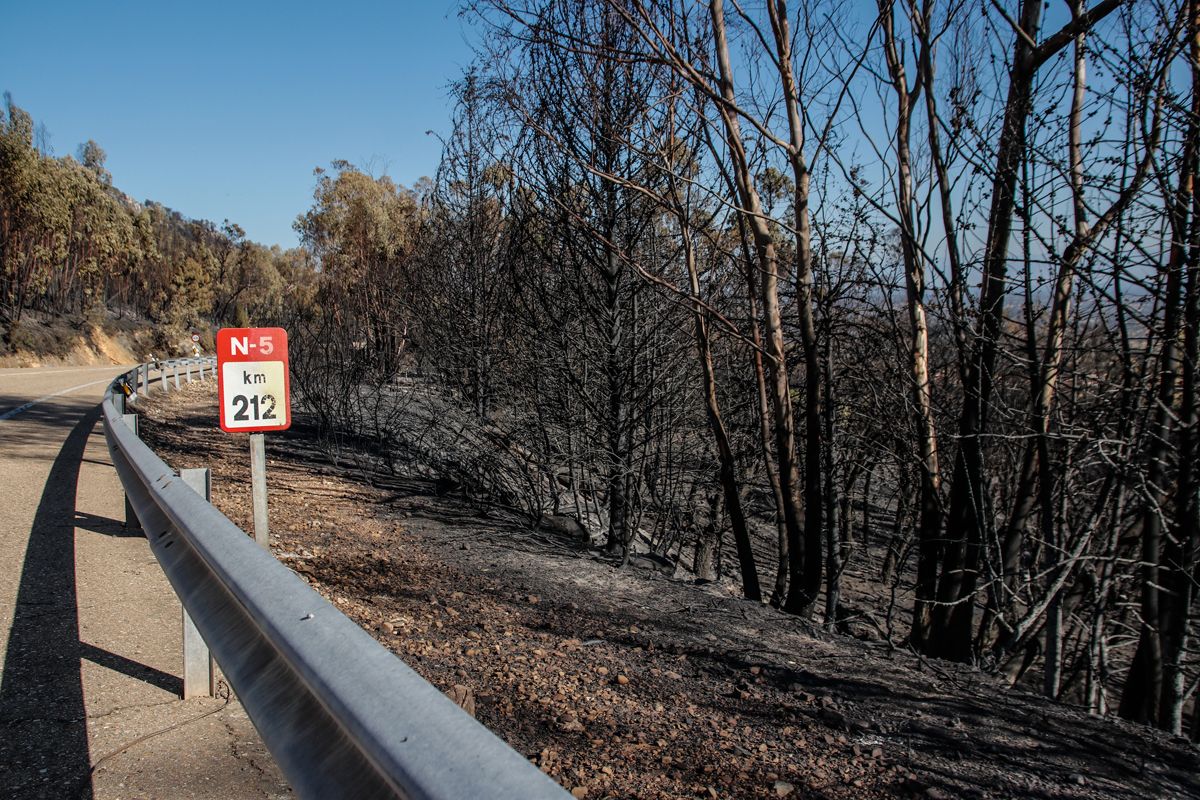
[0,93,311,346]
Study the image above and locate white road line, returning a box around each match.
[0,365,128,381]
[0,377,116,421]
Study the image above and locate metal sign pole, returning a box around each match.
[250,432,269,548]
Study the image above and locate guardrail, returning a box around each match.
[102,359,569,800]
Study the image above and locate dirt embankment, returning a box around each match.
[0,310,210,368]
[0,314,136,368]
[137,383,1200,800]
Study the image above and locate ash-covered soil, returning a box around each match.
[136,382,1200,800]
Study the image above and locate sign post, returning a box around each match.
[249,434,269,547]
[217,327,291,549]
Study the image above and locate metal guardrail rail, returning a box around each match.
[102,359,569,800]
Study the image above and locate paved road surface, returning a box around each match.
[0,365,288,799]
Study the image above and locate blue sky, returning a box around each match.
[1,1,475,247]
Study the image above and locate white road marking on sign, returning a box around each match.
[0,377,115,421]
[220,361,289,429]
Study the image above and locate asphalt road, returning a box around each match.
[0,365,287,799]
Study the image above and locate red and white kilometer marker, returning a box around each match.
[216,327,292,433]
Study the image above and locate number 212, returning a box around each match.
[232,393,277,421]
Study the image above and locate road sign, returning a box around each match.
[192,333,200,342]
[217,327,291,433]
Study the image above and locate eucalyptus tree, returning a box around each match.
[294,161,422,376]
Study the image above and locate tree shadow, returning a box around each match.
[0,404,99,798]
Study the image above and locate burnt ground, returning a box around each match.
[135,383,1200,800]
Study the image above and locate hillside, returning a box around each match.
[137,382,1200,800]
[0,311,148,368]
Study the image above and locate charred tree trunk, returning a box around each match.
[766,0,824,615]
[709,0,810,613]
[1120,2,1199,725]
[673,153,761,601]
[932,0,1123,662]
[1157,3,1200,735]
[933,0,1046,662]
[879,0,943,653]
[738,214,790,606]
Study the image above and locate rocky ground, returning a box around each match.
[136,382,1200,800]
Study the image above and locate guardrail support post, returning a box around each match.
[160,366,168,393]
[186,362,193,383]
[180,467,215,699]
[121,413,140,529]
[174,365,181,390]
